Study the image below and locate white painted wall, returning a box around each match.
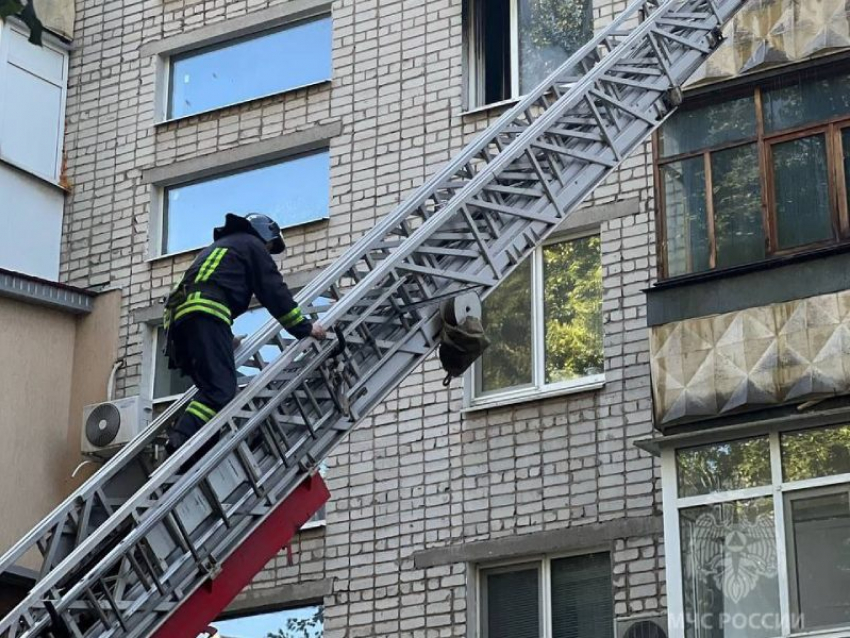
[0,163,63,279]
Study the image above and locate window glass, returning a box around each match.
[781,424,850,482]
[482,566,540,638]
[788,491,850,630]
[153,308,275,400]
[543,236,603,384]
[550,553,612,638]
[661,157,710,277]
[659,95,756,157]
[163,150,330,255]
[153,327,193,400]
[168,17,332,119]
[214,605,323,638]
[679,498,779,638]
[771,134,833,249]
[762,73,850,134]
[480,258,534,394]
[517,0,592,95]
[712,144,765,268]
[676,437,771,498]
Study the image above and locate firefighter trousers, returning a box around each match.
[167,314,237,450]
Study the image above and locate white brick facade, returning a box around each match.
[60,0,665,635]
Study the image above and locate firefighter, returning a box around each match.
[162,212,326,454]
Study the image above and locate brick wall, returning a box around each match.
[61,0,665,635]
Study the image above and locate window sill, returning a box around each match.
[463,374,605,414]
[300,519,326,532]
[155,79,332,127]
[654,241,850,291]
[461,96,521,117]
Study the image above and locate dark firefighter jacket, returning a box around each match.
[163,231,312,339]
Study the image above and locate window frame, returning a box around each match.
[464,230,605,410]
[662,424,850,638]
[0,19,70,185]
[475,551,614,638]
[654,67,850,280]
[214,601,325,637]
[152,147,331,259]
[158,13,332,124]
[466,0,520,109]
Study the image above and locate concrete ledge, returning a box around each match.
[556,197,641,235]
[413,516,663,569]
[224,578,333,616]
[141,0,333,58]
[143,121,342,186]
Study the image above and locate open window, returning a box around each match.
[466,0,593,108]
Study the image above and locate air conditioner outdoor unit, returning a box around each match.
[616,613,668,638]
[81,396,152,455]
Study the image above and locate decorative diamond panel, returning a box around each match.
[686,0,850,86]
[650,290,850,425]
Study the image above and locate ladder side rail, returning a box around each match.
[0,0,741,633]
[0,0,653,580]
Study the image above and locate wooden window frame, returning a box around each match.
[654,72,850,280]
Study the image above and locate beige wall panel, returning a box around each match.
[0,298,75,560]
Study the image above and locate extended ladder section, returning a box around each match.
[0,0,746,634]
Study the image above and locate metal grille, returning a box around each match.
[0,0,745,634]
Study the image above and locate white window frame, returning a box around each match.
[661,425,850,638]
[0,19,69,184]
[475,550,612,638]
[155,13,332,125]
[150,148,331,260]
[466,0,521,109]
[464,230,605,410]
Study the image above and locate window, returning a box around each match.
[471,234,603,404]
[0,21,68,182]
[167,16,332,120]
[466,0,592,107]
[213,604,323,638]
[657,68,850,278]
[665,424,850,638]
[152,306,286,402]
[160,150,330,256]
[479,553,613,638]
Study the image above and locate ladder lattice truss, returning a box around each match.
[0,0,745,634]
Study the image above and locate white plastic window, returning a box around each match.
[166,15,332,120]
[0,21,68,182]
[663,424,850,638]
[467,233,604,408]
[466,0,592,108]
[158,150,330,257]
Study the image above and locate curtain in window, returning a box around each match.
[484,568,540,638]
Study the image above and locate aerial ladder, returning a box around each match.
[0,0,747,634]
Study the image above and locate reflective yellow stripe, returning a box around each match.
[177,294,232,317]
[186,405,212,423]
[195,248,225,283]
[197,248,228,283]
[280,307,304,328]
[189,401,217,419]
[173,304,232,325]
